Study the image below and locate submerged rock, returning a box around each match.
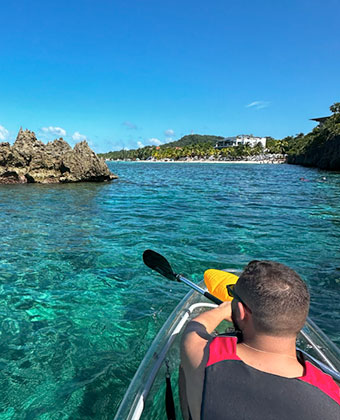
[0,128,117,184]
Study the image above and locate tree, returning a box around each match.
[330,102,340,114]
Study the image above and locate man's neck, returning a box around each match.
[236,332,304,378]
[241,333,297,357]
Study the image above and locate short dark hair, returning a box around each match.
[237,260,310,336]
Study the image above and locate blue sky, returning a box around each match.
[0,0,339,152]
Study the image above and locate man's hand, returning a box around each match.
[218,300,233,323]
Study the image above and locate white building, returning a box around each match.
[215,135,266,149]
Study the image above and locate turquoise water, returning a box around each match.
[0,162,339,419]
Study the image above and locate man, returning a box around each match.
[180,260,340,420]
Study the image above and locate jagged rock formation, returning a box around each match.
[0,128,117,184]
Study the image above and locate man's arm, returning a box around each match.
[180,302,232,420]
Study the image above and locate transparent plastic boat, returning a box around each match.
[114,282,340,420]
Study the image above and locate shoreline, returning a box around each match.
[107,158,287,165]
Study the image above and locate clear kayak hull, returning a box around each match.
[114,283,340,420]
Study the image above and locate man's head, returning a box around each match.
[232,260,310,337]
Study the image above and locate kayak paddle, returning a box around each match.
[143,249,223,305]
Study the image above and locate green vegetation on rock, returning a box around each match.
[286,103,340,170]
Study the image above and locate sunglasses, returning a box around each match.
[226,284,252,313]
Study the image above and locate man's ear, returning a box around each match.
[237,301,246,321]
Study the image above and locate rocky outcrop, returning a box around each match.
[0,128,117,184]
[287,135,340,171]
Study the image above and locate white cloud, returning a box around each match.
[149,138,162,146]
[72,131,87,141]
[42,126,66,136]
[137,141,145,148]
[164,129,175,137]
[0,125,9,141]
[246,101,270,110]
[123,121,138,130]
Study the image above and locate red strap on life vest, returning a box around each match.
[206,336,241,367]
[299,361,340,404]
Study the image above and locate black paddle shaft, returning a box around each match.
[143,250,223,305]
[203,290,223,305]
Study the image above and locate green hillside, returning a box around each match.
[161,134,223,148]
[99,134,224,160]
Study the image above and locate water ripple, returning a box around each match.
[0,162,339,418]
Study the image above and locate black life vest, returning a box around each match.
[201,336,340,420]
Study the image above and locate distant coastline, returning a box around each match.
[100,103,340,171]
[108,160,285,164]
[106,153,286,165]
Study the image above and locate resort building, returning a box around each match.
[215,135,267,149]
[310,116,330,127]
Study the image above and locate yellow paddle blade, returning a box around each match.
[204,269,239,302]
